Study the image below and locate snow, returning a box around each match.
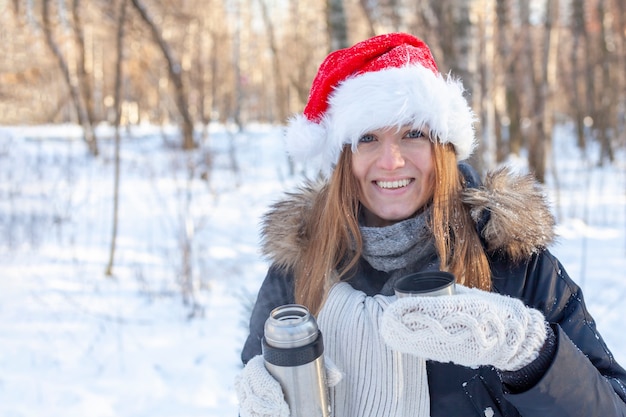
[0,123,624,417]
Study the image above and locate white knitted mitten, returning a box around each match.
[234,355,290,417]
[235,354,342,417]
[381,285,547,371]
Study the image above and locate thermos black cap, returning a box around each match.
[262,331,324,367]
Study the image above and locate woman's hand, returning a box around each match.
[235,355,290,417]
[380,285,547,371]
[235,355,342,417]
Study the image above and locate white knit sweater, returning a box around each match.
[317,283,430,417]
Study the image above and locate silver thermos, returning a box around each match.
[262,304,331,417]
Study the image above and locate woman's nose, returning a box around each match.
[377,141,405,170]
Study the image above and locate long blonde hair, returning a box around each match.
[294,143,491,315]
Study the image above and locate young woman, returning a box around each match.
[235,33,626,417]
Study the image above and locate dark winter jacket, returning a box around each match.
[241,166,626,417]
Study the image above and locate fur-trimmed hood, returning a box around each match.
[260,167,556,270]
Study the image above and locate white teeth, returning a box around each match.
[377,179,411,189]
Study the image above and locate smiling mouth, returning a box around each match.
[376,178,412,189]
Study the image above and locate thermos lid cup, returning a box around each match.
[394,271,456,298]
[264,304,319,349]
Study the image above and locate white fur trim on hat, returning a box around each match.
[285,65,477,176]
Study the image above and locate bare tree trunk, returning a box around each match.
[105,0,128,277]
[528,0,559,183]
[482,0,496,172]
[498,1,527,157]
[616,0,626,148]
[285,2,324,107]
[472,0,497,174]
[546,0,561,191]
[494,0,511,162]
[453,1,473,90]
[42,0,98,155]
[130,0,195,149]
[195,15,212,143]
[71,0,97,130]
[257,0,289,123]
[179,155,199,311]
[570,0,587,149]
[583,2,597,151]
[595,0,615,164]
[232,5,243,130]
[327,0,348,51]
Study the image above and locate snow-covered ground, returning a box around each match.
[0,123,624,417]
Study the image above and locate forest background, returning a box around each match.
[2,0,625,182]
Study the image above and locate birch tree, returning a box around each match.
[130,0,196,149]
[42,0,99,155]
[105,0,128,277]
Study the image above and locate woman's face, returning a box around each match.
[351,125,435,227]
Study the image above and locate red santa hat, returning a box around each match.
[285,32,477,176]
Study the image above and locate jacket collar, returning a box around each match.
[260,166,556,270]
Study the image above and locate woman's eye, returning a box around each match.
[406,130,424,139]
[358,134,376,143]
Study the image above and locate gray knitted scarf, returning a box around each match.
[359,209,438,295]
[318,282,431,417]
[316,212,436,416]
